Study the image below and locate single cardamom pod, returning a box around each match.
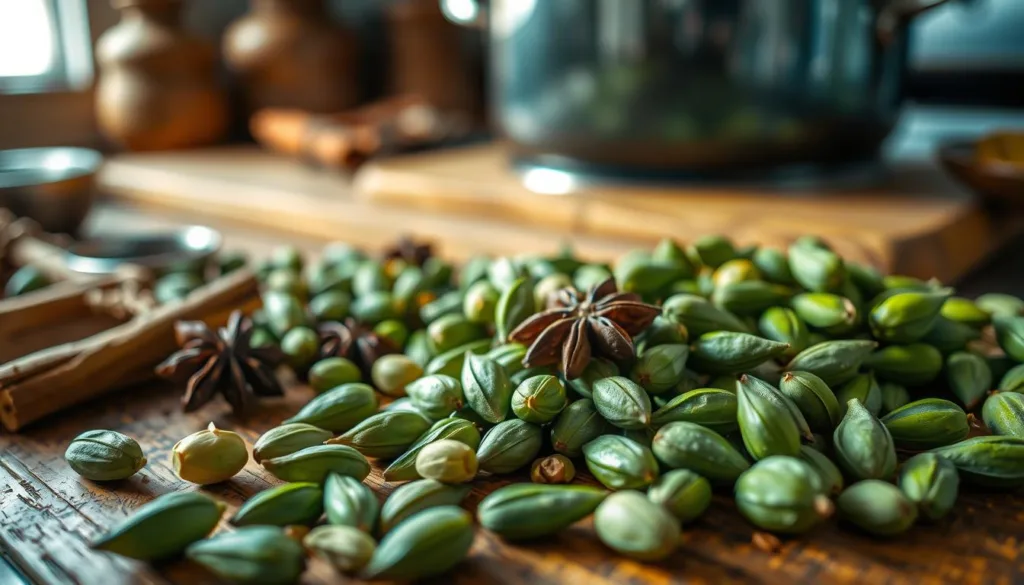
[463,280,500,324]
[636,316,689,354]
[488,257,530,291]
[833,399,897,481]
[476,419,543,474]
[898,452,959,521]
[880,398,969,450]
[261,444,370,484]
[983,391,1024,438]
[582,435,660,490]
[550,398,611,457]
[370,354,424,397]
[735,456,833,534]
[383,418,482,482]
[630,344,690,395]
[999,363,1024,392]
[495,277,537,342]
[661,293,749,337]
[283,383,379,433]
[711,258,761,288]
[737,375,812,460]
[405,374,465,420]
[778,371,842,433]
[864,343,943,387]
[616,253,690,296]
[415,439,478,484]
[378,479,471,535]
[788,239,845,292]
[352,260,391,295]
[946,351,993,409]
[711,281,793,317]
[653,238,698,278]
[91,492,225,560]
[361,506,474,580]
[281,326,321,370]
[327,410,433,459]
[994,315,1024,362]
[846,262,885,299]
[837,480,918,536]
[171,423,248,485]
[594,490,680,561]
[304,525,376,574]
[651,421,751,485]
[791,292,859,335]
[486,343,529,376]
[798,445,844,495]
[835,373,883,417]
[425,339,492,377]
[566,358,619,399]
[922,315,981,354]
[592,376,653,429]
[976,293,1024,318]
[420,290,464,324]
[758,307,809,360]
[870,289,951,342]
[404,330,435,368]
[478,484,607,540]
[784,339,877,387]
[650,387,738,434]
[427,314,485,355]
[308,357,362,394]
[391,265,426,318]
[690,235,737,268]
[879,382,911,415]
[689,332,790,374]
[461,353,514,424]
[930,435,1024,488]
[752,247,795,285]
[65,430,146,481]
[324,473,379,533]
[186,526,306,585]
[940,297,990,327]
[263,291,308,337]
[230,482,324,527]
[530,454,575,484]
[647,469,712,522]
[511,375,568,423]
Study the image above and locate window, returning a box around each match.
[0,0,93,94]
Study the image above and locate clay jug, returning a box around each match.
[95,0,228,151]
[223,0,359,114]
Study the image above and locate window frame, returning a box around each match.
[0,0,94,95]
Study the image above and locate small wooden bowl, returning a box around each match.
[939,140,1024,205]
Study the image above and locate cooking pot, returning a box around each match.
[442,0,951,175]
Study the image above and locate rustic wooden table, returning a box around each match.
[2,204,1024,585]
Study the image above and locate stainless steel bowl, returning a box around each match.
[64,225,223,275]
[0,147,103,235]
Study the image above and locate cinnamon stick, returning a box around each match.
[0,268,261,431]
[0,276,121,340]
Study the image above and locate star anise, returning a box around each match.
[382,235,433,267]
[509,278,660,380]
[155,311,284,414]
[316,318,399,378]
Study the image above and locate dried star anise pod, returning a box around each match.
[509,278,660,379]
[155,311,284,414]
[382,235,433,267]
[316,318,399,378]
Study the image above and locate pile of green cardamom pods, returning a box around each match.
[74,235,1024,584]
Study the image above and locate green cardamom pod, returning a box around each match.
[994,314,1024,362]
[946,351,993,409]
[592,376,653,429]
[999,363,1024,392]
[594,490,680,561]
[653,238,698,278]
[478,484,608,540]
[791,292,859,335]
[690,235,737,268]
[488,257,530,291]
[65,430,146,481]
[324,473,379,533]
[711,281,792,317]
[404,330,435,368]
[383,418,482,482]
[864,343,943,387]
[458,255,491,291]
[510,374,568,423]
[977,293,1024,319]
[263,291,308,337]
[689,331,790,374]
[283,383,379,433]
[869,290,950,343]
[647,469,712,522]
[941,297,990,327]
[362,506,474,580]
[391,265,426,318]
[420,290,464,325]
[636,316,689,354]
[930,435,1024,487]
[650,387,738,434]
[550,398,611,457]
[582,435,660,490]
[880,398,969,450]
[186,526,306,585]
[461,353,514,424]
[352,260,391,296]
[370,354,423,397]
[462,280,500,324]
[415,440,478,484]
[350,290,397,325]
[476,419,543,474]
[835,373,883,417]
[404,374,464,420]
[983,391,1024,438]
[261,444,370,484]
[495,277,537,342]
[758,307,809,360]
[230,482,323,527]
[427,314,485,354]
[737,374,813,460]
[304,525,376,574]
[327,410,433,459]
[629,344,690,395]
[879,382,911,415]
[651,421,751,485]
[711,258,761,288]
[308,358,361,394]
[784,339,877,387]
[898,452,959,521]
[788,240,845,293]
[837,480,918,536]
[616,253,690,296]
[661,293,749,337]
[172,423,249,486]
[424,339,492,377]
[530,454,576,484]
[91,492,225,560]
[752,247,795,285]
[922,316,982,354]
[734,456,833,534]
[378,479,471,535]
[846,262,885,299]
[281,326,320,370]
[833,399,897,481]
[566,358,619,399]
[486,343,529,376]
[798,445,844,495]
[778,371,842,433]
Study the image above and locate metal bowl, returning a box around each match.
[939,141,1024,206]
[0,147,103,235]
[64,225,223,275]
